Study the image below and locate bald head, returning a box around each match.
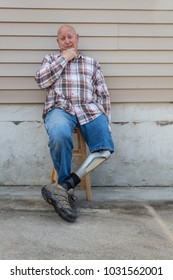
[57,24,77,37]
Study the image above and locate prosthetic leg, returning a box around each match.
[60,150,111,190]
[42,150,111,222]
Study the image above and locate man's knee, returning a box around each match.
[48,126,72,150]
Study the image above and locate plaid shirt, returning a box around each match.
[35,52,111,125]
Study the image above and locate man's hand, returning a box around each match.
[62,48,78,61]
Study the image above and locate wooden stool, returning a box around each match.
[50,128,92,200]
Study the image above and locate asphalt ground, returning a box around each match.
[0,185,173,260]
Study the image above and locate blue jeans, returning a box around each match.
[44,108,114,183]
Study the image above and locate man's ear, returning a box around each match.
[56,37,60,47]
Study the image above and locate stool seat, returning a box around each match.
[50,128,92,200]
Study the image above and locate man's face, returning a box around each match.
[57,26,79,52]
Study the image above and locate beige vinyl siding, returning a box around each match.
[0,0,173,103]
[1,0,173,9]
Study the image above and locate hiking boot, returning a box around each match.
[41,184,77,222]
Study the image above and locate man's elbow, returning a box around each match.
[35,75,48,89]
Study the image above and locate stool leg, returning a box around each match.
[85,174,92,200]
[50,168,57,184]
[76,129,86,190]
[77,129,92,200]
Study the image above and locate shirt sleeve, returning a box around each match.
[93,61,111,124]
[35,54,67,89]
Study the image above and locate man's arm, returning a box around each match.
[93,62,111,124]
[35,54,67,89]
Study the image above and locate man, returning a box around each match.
[35,24,114,222]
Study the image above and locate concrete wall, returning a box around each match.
[1,103,173,187]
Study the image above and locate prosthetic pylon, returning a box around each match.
[76,150,111,178]
[60,150,111,190]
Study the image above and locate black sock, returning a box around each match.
[60,173,81,191]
